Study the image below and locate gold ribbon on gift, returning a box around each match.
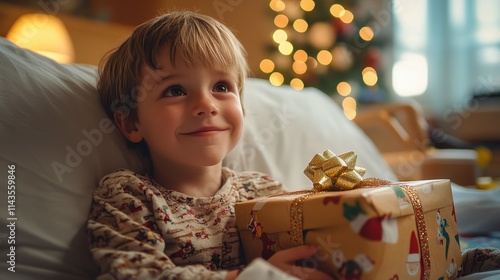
[289,150,380,246]
[401,185,431,280]
[287,150,431,279]
[303,150,367,191]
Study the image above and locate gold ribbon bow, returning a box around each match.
[304,150,366,191]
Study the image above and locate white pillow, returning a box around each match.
[0,37,145,279]
[224,78,398,190]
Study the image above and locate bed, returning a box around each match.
[0,37,499,279]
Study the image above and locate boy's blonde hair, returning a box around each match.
[98,11,248,123]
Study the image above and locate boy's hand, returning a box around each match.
[267,245,333,280]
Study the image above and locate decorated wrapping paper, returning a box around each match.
[235,151,462,279]
[235,180,462,279]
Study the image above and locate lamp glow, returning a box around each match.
[6,13,74,63]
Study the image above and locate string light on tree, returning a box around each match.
[293,19,309,32]
[269,72,285,86]
[342,96,357,120]
[337,81,352,96]
[270,0,286,12]
[290,78,305,90]
[261,0,389,119]
[274,14,289,28]
[362,67,378,86]
[259,59,275,73]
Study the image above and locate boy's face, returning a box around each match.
[126,46,244,169]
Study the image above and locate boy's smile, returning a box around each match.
[180,126,229,137]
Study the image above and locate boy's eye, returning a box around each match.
[213,82,229,93]
[163,86,186,97]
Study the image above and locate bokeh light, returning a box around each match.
[340,10,354,23]
[330,4,344,18]
[306,56,318,69]
[300,0,315,12]
[273,29,288,43]
[293,19,308,33]
[270,0,286,12]
[342,97,357,120]
[259,59,275,73]
[308,22,336,49]
[362,67,378,86]
[290,78,305,90]
[336,81,352,96]
[274,14,289,28]
[317,50,333,65]
[294,49,308,62]
[359,26,374,41]
[292,60,307,74]
[278,41,294,55]
[269,72,285,86]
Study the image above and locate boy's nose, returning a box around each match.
[192,93,219,117]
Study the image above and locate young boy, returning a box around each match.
[87,11,332,280]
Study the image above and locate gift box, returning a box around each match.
[235,151,462,280]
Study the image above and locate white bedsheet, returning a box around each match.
[451,183,500,234]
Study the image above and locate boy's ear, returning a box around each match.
[114,112,143,143]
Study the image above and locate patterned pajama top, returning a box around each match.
[87,167,283,279]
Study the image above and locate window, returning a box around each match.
[392,0,500,114]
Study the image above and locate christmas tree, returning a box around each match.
[259,0,390,119]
